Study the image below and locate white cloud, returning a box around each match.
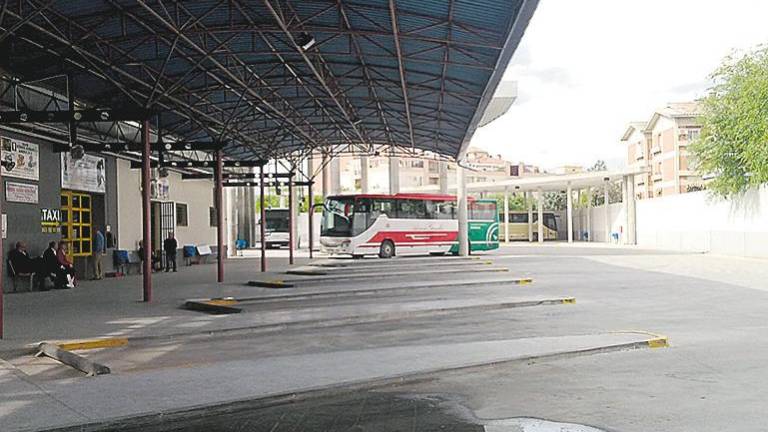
[472,0,768,170]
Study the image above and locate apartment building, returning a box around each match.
[335,147,540,193]
[622,102,702,199]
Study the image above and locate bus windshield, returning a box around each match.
[264,209,289,232]
[321,197,355,237]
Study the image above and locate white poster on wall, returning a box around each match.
[61,153,106,193]
[1,137,40,181]
[5,181,38,204]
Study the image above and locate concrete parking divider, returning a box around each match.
[36,342,111,376]
[184,298,242,314]
[246,280,295,288]
[252,266,510,286]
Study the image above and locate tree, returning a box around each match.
[690,46,768,196]
[588,160,607,172]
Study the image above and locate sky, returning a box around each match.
[470,0,768,170]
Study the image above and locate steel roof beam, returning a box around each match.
[387,0,415,149]
[260,0,370,151]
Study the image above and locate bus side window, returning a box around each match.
[510,213,528,223]
[397,199,427,219]
[371,199,394,219]
[425,200,438,219]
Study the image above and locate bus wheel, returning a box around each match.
[379,240,395,259]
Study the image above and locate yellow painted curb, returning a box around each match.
[56,338,128,351]
[561,297,576,304]
[516,278,534,285]
[205,298,239,306]
[647,336,669,349]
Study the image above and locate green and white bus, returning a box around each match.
[320,193,499,258]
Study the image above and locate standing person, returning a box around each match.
[56,242,76,288]
[163,232,178,272]
[92,227,106,280]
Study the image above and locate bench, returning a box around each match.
[7,259,35,292]
[184,244,212,265]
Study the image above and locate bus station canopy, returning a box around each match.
[0,0,538,162]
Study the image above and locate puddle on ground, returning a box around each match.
[485,418,608,432]
[84,392,608,432]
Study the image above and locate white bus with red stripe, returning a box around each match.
[319,193,499,258]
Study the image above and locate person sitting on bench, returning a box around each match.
[56,242,76,289]
[138,240,162,272]
[40,241,61,290]
[8,241,35,274]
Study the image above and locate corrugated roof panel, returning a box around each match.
[0,0,536,160]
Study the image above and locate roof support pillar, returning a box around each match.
[566,183,573,243]
[625,175,637,245]
[457,166,469,256]
[259,165,266,272]
[330,157,341,195]
[215,150,224,283]
[527,191,533,242]
[389,156,400,194]
[537,188,544,243]
[439,162,449,194]
[307,157,315,259]
[604,181,611,243]
[586,187,592,242]
[503,187,510,243]
[141,120,152,302]
[359,156,369,194]
[288,173,295,266]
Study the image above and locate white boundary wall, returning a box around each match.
[634,187,768,258]
[572,203,626,243]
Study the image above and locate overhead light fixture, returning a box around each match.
[296,32,316,51]
[164,143,172,150]
[70,144,85,160]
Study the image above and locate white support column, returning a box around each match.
[586,187,592,242]
[503,187,510,243]
[621,177,628,245]
[330,157,341,195]
[321,154,329,198]
[537,188,544,243]
[604,181,611,243]
[527,191,533,242]
[566,183,573,243]
[359,156,369,193]
[625,175,637,245]
[438,162,449,194]
[306,156,315,251]
[290,180,299,249]
[457,166,469,256]
[389,156,400,194]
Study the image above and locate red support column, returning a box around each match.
[307,180,314,260]
[0,165,4,339]
[215,150,224,282]
[288,174,294,266]
[259,164,266,272]
[141,120,152,302]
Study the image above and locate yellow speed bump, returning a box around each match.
[560,297,576,304]
[514,278,534,285]
[56,338,128,351]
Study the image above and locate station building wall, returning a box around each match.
[115,159,217,251]
[1,130,119,289]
